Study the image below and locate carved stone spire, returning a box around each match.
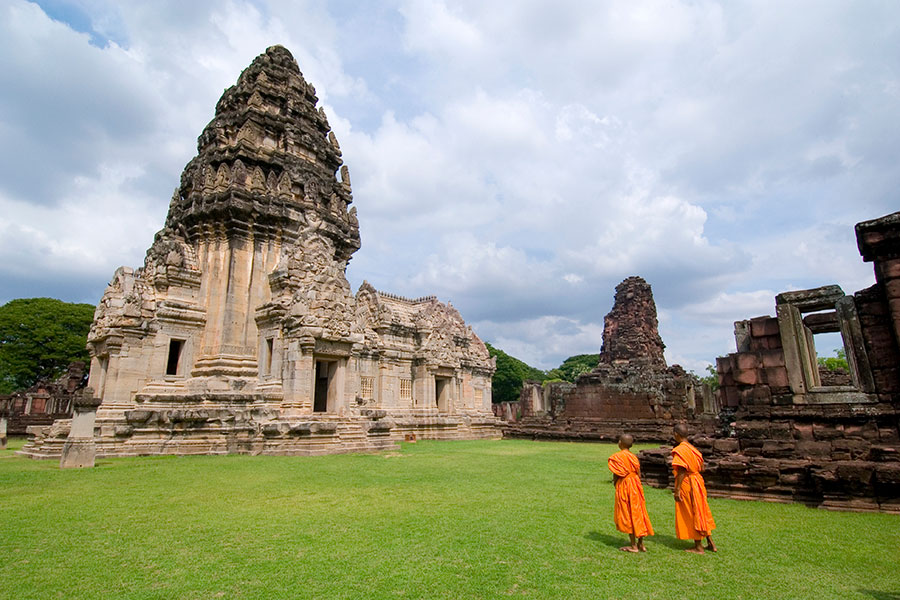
[166,45,359,261]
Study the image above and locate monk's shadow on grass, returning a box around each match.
[585,531,625,549]
[585,531,690,552]
[858,590,900,600]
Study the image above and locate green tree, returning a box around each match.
[485,343,547,404]
[0,298,95,394]
[701,364,719,391]
[545,353,600,382]
[817,347,849,372]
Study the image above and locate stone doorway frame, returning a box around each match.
[313,358,343,413]
[434,375,452,413]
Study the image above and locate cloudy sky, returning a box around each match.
[1,0,898,372]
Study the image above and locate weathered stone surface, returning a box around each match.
[21,46,498,461]
[598,276,665,367]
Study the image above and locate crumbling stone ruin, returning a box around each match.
[640,211,900,512]
[597,276,666,367]
[21,46,497,460]
[501,277,716,441]
[0,362,85,435]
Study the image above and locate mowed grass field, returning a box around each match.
[2,437,898,600]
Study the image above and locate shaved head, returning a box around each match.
[673,423,689,439]
[618,434,634,448]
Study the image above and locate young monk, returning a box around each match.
[608,434,653,552]
[672,424,717,554]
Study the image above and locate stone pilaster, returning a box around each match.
[59,390,102,469]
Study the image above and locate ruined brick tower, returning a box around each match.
[501,276,713,442]
[598,276,666,367]
[22,46,497,459]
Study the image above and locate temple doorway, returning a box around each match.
[435,376,451,413]
[314,360,336,413]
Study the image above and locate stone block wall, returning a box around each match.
[855,284,900,397]
[716,317,790,409]
[640,405,900,512]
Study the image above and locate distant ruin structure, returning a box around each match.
[640,211,900,512]
[500,276,716,441]
[0,362,84,435]
[21,46,497,459]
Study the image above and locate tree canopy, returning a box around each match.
[0,298,95,394]
[485,343,547,404]
[545,353,600,383]
[486,345,602,404]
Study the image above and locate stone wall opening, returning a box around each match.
[166,339,184,376]
[775,285,875,403]
[314,359,340,413]
[435,376,451,413]
[97,356,109,398]
[812,331,852,387]
[263,338,274,376]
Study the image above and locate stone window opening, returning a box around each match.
[360,376,374,400]
[166,339,185,376]
[811,331,852,387]
[400,378,412,402]
[775,285,875,402]
[263,338,274,376]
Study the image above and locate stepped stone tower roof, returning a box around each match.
[165,45,359,260]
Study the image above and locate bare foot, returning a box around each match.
[684,547,705,554]
[638,544,648,553]
[706,542,718,552]
[620,546,639,553]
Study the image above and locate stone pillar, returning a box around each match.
[0,404,7,450]
[60,390,102,469]
[856,212,900,349]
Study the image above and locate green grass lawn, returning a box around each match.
[1,438,898,600]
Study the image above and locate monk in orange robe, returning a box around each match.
[672,424,717,553]
[608,434,653,552]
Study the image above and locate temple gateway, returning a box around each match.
[22,46,498,460]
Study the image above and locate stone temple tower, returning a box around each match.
[22,46,497,458]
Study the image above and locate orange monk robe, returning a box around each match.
[672,441,716,540]
[608,449,654,538]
